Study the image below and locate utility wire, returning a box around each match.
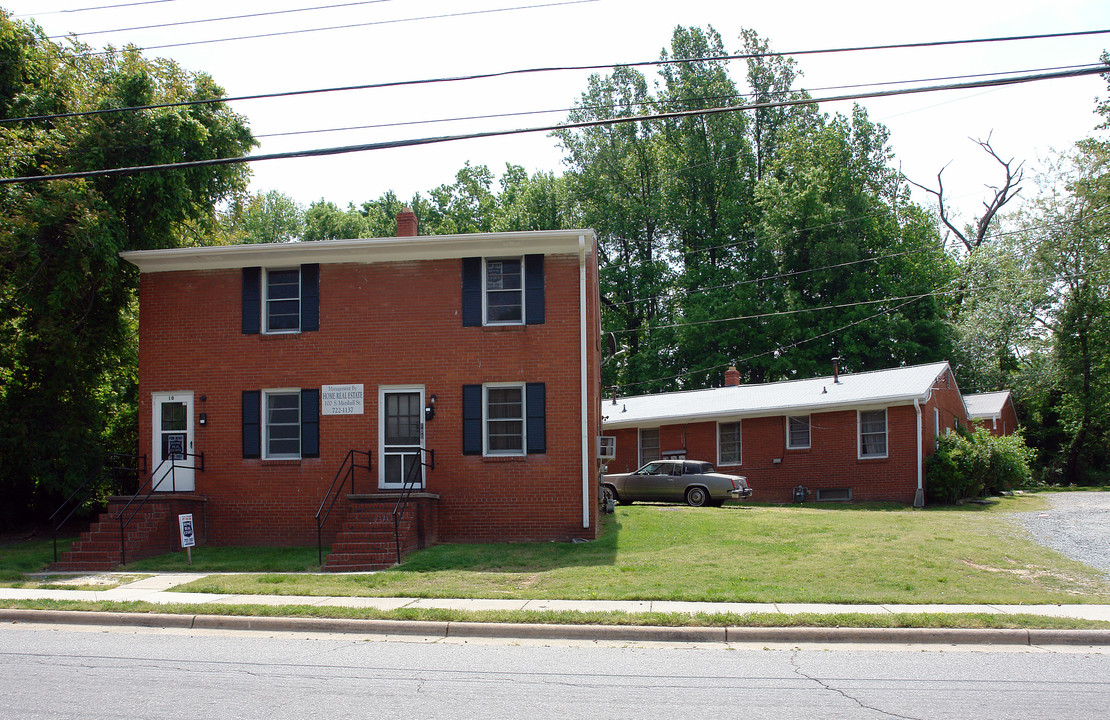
[46,1,398,38]
[13,0,175,16]
[5,64,1106,185]
[5,25,1109,121]
[254,61,1096,139]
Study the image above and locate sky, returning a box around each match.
[6,0,1110,227]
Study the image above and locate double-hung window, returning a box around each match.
[484,258,523,325]
[461,255,544,327]
[858,409,888,458]
[265,390,301,458]
[786,415,811,449]
[242,265,319,335]
[462,383,546,456]
[242,389,320,460]
[718,421,742,465]
[485,384,525,455]
[264,269,301,332]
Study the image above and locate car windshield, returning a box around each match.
[635,462,670,475]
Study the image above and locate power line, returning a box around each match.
[13,0,175,16]
[5,24,1109,121]
[46,1,398,38]
[5,64,1106,185]
[80,0,601,52]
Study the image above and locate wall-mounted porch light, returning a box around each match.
[425,394,437,420]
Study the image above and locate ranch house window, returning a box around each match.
[858,409,888,459]
[639,428,660,466]
[786,415,811,449]
[718,421,742,465]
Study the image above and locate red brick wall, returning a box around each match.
[970,397,1020,437]
[602,367,973,505]
[137,248,600,547]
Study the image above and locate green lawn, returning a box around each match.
[173,493,1110,605]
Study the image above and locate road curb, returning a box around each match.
[4,608,1110,645]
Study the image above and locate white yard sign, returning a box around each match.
[178,514,195,548]
[322,384,364,415]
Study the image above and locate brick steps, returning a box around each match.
[323,503,419,572]
[51,497,200,571]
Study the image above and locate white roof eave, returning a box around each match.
[120,229,597,272]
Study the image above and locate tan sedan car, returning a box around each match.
[602,459,752,507]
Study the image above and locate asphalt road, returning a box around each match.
[2,623,1108,720]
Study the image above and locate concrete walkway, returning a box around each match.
[4,572,1110,623]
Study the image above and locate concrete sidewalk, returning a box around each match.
[4,572,1110,621]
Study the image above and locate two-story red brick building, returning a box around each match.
[602,361,969,506]
[55,213,602,570]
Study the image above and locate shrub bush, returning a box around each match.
[925,428,1035,504]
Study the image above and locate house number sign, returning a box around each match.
[322,384,364,415]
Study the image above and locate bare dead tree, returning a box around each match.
[907,133,1024,254]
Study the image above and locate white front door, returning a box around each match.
[379,386,424,490]
[152,392,195,492]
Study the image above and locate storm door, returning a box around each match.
[152,392,195,492]
[379,387,424,490]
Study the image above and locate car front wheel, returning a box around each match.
[685,486,709,507]
[602,485,618,504]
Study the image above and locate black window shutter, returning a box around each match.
[242,391,261,458]
[524,254,545,325]
[300,264,319,332]
[461,257,482,327]
[301,388,320,458]
[242,267,261,334]
[526,382,546,454]
[462,384,483,455]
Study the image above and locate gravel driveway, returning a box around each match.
[1016,491,1110,576]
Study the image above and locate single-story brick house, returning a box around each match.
[601,361,971,506]
[55,212,602,570]
[965,391,1020,437]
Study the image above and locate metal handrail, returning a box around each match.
[315,449,372,565]
[115,451,204,566]
[392,447,434,565]
[48,453,146,562]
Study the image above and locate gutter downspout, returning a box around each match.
[913,398,925,508]
[579,234,590,529]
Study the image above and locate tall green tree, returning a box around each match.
[0,14,254,525]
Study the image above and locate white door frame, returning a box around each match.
[151,391,195,492]
[378,385,425,490]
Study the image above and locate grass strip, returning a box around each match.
[1,598,1107,630]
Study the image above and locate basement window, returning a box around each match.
[816,488,852,502]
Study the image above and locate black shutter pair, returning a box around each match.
[461,383,546,455]
[242,389,319,458]
[242,264,319,334]
[461,255,544,327]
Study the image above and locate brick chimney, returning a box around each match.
[396,207,418,237]
[724,366,740,387]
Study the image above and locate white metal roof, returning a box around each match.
[120,229,597,272]
[964,391,1012,419]
[602,361,954,429]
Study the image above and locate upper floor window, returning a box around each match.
[484,258,523,324]
[718,421,742,465]
[242,264,319,335]
[265,268,301,332]
[786,415,811,449]
[859,409,888,458]
[462,255,544,327]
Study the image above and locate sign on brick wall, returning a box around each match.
[322,384,364,415]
